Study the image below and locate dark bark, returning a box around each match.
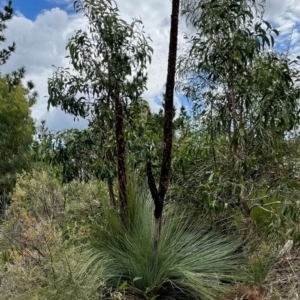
[106,114,116,207]
[108,181,116,207]
[158,0,180,203]
[157,0,180,216]
[147,0,180,262]
[114,89,127,214]
[230,75,238,156]
[146,162,162,219]
[102,91,117,208]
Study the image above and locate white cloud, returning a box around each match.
[1,0,299,130]
[1,7,87,130]
[264,0,300,50]
[1,2,181,130]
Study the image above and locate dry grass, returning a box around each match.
[220,284,265,300]
[263,250,300,300]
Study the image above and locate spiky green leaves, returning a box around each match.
[78,182,244,300]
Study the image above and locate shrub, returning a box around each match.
[78,179,245,300]
[0,169,105,299]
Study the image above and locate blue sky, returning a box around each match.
[12,0,70,20]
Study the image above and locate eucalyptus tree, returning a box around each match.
[48,0,152,214]
[35,99,155,207]
[177,0,300,233]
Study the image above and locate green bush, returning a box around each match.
[0,169,105,300]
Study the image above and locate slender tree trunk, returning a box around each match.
[240,194,251,240]
[102,90,117,208]
[107,107,116,207]
[108,181,116,207]
[229,73,251,237]
[230,75,238,156]
[147,0,180,263]
[114,89,127,217]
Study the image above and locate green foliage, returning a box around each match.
[247,257,272,286]
[0,77,36,194]
[0,169,106,299]
[243,241,275,288]
[78,178,245,300]
[46,0,153,193]
[250,192,281,227]
[34,100,158,184]
[0,1,38,196]
[48,0,152,122]
[0,0,15,66]
[171,0,300,245]
[179,0,300,157]
[3,0,300,298]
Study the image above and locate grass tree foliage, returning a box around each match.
[79,178,244,300]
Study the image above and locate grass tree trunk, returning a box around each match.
[147,0,180,262]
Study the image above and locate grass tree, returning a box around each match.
[48,0,179,252]
[147,0,180,260]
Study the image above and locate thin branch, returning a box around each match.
[250,201,281,211]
